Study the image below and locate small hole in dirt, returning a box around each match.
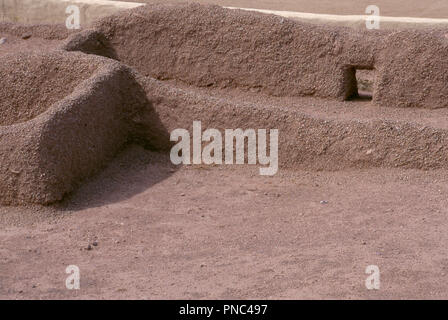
[344,66,375,101]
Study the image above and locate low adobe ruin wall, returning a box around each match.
[140,76,448,172]
[64,4,448,109]
[3,3,448,205]
[0,50,153,205]
[374,30,448,108]
[92,4,379,100]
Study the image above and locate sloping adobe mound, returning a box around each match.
[63,3,448,109]
[0,51,152,205]
[0,53,98,126]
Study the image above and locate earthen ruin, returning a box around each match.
[2,3,448,204]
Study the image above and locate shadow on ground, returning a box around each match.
[56,145,176,211]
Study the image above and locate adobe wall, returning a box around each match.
[89,4,378,101]
[374,29,448,108]
[0,51,160,205]
[64,4,448,109]
[139,76,448,172]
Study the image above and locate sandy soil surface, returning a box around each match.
[123,0,448,18]
[2,145,448,299]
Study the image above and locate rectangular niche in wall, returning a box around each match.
[343,66,375,101]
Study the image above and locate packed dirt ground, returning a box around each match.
[3,147,448,299]
[3,1,448,300]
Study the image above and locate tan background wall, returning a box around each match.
[3,0,448,29]
[0,0,143,26]
[225,7,448,30]
[116,0,448,19]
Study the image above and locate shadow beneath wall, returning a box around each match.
[55,69,175,211]
[56,145,177,211]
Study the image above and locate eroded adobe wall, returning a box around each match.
[0,52,99,126]
[0,51,165,205]
[77,4,379,101]
[140,77,448,171]
[374,29,448,109]
[64,3,448,109]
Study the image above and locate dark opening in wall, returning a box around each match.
[343,66,375,101]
